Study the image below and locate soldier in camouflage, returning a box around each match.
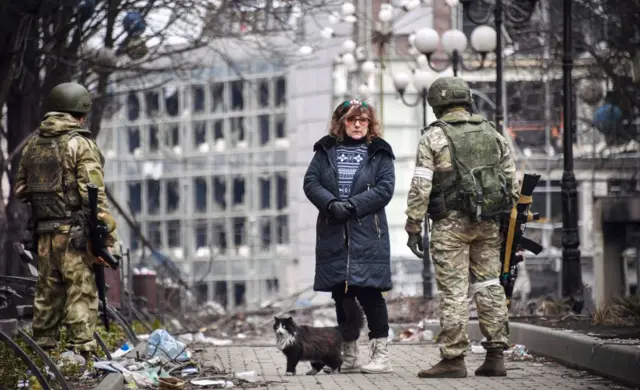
[15,82,118,357]
[404,77,520,379]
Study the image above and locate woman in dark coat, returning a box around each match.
[303,99,395,374]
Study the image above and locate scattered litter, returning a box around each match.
[112,342,134,358]
[180,367,199,376]
[234,370,257,383]
[59,351,86,367]
[505,344,532,360]
[158,377,185,390]
[191,379,234,387]
[146,329,192,362]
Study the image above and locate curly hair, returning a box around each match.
[328,100,382,143]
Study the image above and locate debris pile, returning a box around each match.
[93,329,280,389]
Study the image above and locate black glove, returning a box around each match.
[407,232,424,258]
[328,201,355,221]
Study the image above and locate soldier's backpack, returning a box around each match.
[431,114,513,222]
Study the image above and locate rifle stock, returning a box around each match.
[87,183,119,331]
[499,173,543,306]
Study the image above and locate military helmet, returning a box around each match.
[427,77,473,108]
[45,82,92,115]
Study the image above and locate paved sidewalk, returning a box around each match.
[200,342,630,389]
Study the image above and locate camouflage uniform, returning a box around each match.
[15,83,117,354]
[404,77,519,378]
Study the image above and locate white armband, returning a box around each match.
[413,167,433,181]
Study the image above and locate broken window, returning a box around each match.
[213,120,224,142]
[267,278,279,294]
[259,174,271,210]
[164,86,179,117]
[257,79,269,108]
[276,172,287,210]
[128,126,140,153]
[165,124,180,147]
[127,92,140,121]
[230,80,244,110]
[192,85,205,113]
[232,176,245,207]
[195,282,208,304]
[147,179,160,215]
[232,217,246,246]
[212,176,227,211]
[212,219,227,253]
[259,115,270,145]
[275,113,285,138]
[259,217,272,250]
[276,214,288,244]
[210,82,225,113]
[128,182,142,214]
[229,117,246,147]
[149,221,162,247]
[215,281,228,308]
[275,76,286,107]
[194,219,208,249]
[194,177,207,212]
[149,125,159,152]
[166,179,180,213]
[145,90,160,117]
[167,220,181,247]
[130,230,140,250]
[234,282,246,307]
[193,121,207,149]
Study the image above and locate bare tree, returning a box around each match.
[0,0,342,275]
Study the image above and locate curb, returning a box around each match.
[93,373,124,390]
[411,320,640,388]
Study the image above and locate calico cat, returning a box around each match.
[273,297,364,376]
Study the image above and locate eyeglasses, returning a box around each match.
[342,99,369,109]
[345,116,369,124]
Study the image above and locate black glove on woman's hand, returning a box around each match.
[328,201,355,221]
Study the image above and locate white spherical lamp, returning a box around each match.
[470,25,497,53]
[393,72,411,92]
[414,27,440,55]
[413,70,437,91]
[361,60,376,74]
[441,29,467,55]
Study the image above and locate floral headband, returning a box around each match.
[342,99,369,109]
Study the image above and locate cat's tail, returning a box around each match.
[338,297,365,342]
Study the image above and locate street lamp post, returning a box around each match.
[391,69,438,298]
[560,0,582,313]
[459,0,538,134]
[411,25,497,77]
[392,24,495,298]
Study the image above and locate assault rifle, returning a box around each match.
[499,173,543,306]
[87,183,120,331]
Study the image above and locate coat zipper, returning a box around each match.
[374,213,381,238]
[345,220,350,293]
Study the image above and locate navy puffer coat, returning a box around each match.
[303,135,396,292]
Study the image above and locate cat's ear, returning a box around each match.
[274,316,279,322]
[283,316,292,322]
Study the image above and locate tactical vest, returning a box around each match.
[20,131,83,223]
[430,114,512,222]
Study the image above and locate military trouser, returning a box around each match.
[430,211,509,359]
[32,232,98,353]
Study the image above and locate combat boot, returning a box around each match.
[417,356,467,378]
[474,348,507,377]
[361,338,393,373]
